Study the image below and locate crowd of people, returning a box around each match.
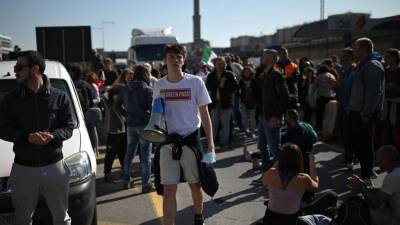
[1,37,399,225]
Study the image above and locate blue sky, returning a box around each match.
[1,0,399,51]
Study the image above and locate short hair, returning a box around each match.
[104,57,113,65]
[133,65,150,85]
[378,145,400,163]
[286,109,299,122]
[214,56,226,64]
[304,67,315,74]
[67,63,83,80]
[163,44,187,58]
[241,65,255,77]
[262,49,279,64]
[330,55,339,62]
[342,47,354,55]
[384,48,400,65]
[17,50,45,73]
[322,58,333,68]
[355,37,374,53]
[278,143,304,176]
[278,47,288,53]
[317,65,330,74]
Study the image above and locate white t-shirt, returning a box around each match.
[381,167,400,221]
[153,73,212,136]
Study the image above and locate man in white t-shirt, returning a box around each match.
[347,145,400,225]
[153,44,215,225]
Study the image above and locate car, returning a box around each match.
[0,60,97,225]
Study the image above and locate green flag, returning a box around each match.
[202,44,217,66]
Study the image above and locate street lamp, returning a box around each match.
[101,21,114,51]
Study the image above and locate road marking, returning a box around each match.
[149,191,164,223]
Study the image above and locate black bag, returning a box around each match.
[76,85,89,113]
[330,196,371,225]
[199,162,219,197]
[85,107,103,125]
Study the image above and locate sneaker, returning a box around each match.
[194,215,204,225]
[142,184,155,193]
[345,162,354,170]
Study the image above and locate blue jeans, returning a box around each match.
[258,118,281,171]
[211,103,232,146]
[124,126,152,186]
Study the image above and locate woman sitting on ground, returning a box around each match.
[262,143,335,225]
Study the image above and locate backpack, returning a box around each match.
[330,196,371,225]
[299,122,318,143]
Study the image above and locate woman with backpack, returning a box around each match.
[261,144,337,225]
[239,66,257,138]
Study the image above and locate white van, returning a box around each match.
[0,60,97,225]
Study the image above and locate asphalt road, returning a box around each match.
[94,134,385,225]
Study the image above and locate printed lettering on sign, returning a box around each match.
[160,88,191,101]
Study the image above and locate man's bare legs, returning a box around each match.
[189,183,203,215]
[163,184,178,225]
[163,183,203,225]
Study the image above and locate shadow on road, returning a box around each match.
[170,185,265,224]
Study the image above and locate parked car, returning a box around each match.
[0,60,97,225]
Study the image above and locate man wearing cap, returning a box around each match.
[0,51,74,225]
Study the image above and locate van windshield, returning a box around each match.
[0,78,78,127]
[135,44,165,61]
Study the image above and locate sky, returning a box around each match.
[1,0,399,51]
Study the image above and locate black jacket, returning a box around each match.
[0,75,75,167]
[154,130,218,197]
[261,69,290,120]
[254,66,266,117]
[154,130,203,195]
[115,80,152,127]
[206,70,238,109]
[104,70,118,86]
[239,77,257,109]
[73,79,94,113]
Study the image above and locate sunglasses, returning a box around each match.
[14,64,31,72]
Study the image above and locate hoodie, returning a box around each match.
[347,52,385,120]
[115,80,153,127]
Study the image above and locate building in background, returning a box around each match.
[230,12,400,61]
[0,34,12,60]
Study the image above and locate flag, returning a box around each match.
[202,44,217,67]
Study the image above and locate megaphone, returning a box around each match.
[139,98,167,143]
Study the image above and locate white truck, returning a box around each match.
[127,27,178,68]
